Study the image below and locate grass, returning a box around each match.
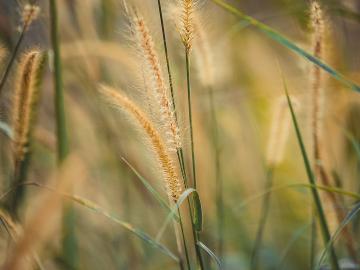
[0,0,359,269]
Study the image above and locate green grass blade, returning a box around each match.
[0,182,179,263]
[278,223,312,269]
[121,157,178,220]
[64,194,179,262]
[0,121,13,139]
[234,183,360,212]
[317,202,360,269]
[211,0,360,93]
[192,191,203,232]
[341,129,360,160]
[155,188,196,241]
[282,77,340,270]
[197,241,222,269]
[49,0,75,267]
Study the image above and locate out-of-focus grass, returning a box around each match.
[0,0,359,269]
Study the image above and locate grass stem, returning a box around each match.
[49,0,77,268]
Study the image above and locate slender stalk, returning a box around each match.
[185,50,205,270]
[156,2,205,269]
[156,0,177,116]
[178,210,191,270]
[310,209,317,269]
[156,3,192,268]
[185,51,197,189]
[250,168,274,270]
[285,92,339,270]
[49,0,77,268]
[208,87,223,260]
[0,31,26,96]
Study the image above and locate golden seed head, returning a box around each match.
[180,0,195,51]
[99,85,183,202]
[12,50,45,166]
[132,14,181,151]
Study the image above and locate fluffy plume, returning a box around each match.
[99,85,183,202]
[131,13,181,152]
[179,0,195,51]
[12,50,45,168]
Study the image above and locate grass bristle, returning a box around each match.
[99,84,183,202]
[132,13,182,152]
[12,49,45,168]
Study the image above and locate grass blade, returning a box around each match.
[121,157,177,220]
[211,0,360,93]
[0,182,179,263]
[197,241,222,269]
[0,121,13,139]
[317,202,360,269]
[282,77,340,270]
[49,0,76,267]
[192,191,203,232]
[64,193,179,263]
[156,188,196,241]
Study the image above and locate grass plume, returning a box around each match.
[99,85,183,202]
[8,49,45,214]
[12,50,45,169]
[132,13,181,152]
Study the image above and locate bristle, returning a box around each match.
[12,50,45,168]
[99,85,183,202]
[179,0,195,51]
[132,14,181,152]
[266,97,293,167]
[22,4,41,31]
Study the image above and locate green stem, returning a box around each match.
[185,50,197,189]
[178,210,191,270]
[0,30,26,96]
[285,91,339,270]
[49,0,77,268]
[310,208,317,269]
[156,0,177,117]
[250,168,274,270]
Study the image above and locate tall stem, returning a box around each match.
[0,30,26,96]
[49,0,77,268]
[185,51,197,189]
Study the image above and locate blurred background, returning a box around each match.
[0,0,359,269]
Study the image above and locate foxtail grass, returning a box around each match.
[177,1,207,269]
[309,1,358,262]
[98,85,189,269]
[7,50,45,215]
[131,13,181,153]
